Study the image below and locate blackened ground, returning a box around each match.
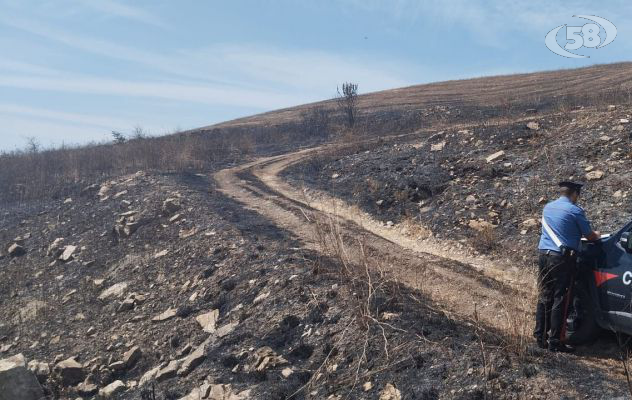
[283,106,632,261]
[3,165,624,399]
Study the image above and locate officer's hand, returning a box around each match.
[586,231,601,241]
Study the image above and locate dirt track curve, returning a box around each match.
[214,140,627,396]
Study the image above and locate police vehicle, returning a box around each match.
[567,227,632,344]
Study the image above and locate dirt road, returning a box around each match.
[214,142,628,397]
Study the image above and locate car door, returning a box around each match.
[589,232,632,315]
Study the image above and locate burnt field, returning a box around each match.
[282,105,632,261]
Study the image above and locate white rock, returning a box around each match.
[585,170,605,181]
[430,141,446,151]
[195,310,219,333]
[99,380,126,398]
[98,282,128,300]
[59,245,77,262]
[485,150,505,163]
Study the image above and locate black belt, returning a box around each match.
[539,249,561,256]
[539,248,577,258]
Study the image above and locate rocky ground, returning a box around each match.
[3,156,625,398]
[284,105,632,262]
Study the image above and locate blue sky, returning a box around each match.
[1,0,631,151]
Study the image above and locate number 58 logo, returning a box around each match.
[545,15,617,58]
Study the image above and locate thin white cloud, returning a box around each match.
[0,74,307,109]
[74,0,166,28]
[0,103,133,129]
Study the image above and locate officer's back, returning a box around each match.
[539,196,592,253]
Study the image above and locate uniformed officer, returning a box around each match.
[534,181,600,352]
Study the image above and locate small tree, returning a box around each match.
[25,137,40,154]
[337,82,358,128]
[131,125,147,140]
[111,131,126,144]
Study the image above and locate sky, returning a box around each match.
[1,0,631,152]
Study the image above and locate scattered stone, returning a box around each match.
[53,357,85,386]
[485,150,505,163]
[139,366,160,386]
[46,238,64,258]
[331,173,339,179]
[430,141,446,151]
[59,245,77,262]
[154,249,169,259]
[113,190,128,199]
[99,380,126,398]
[177,342,207,376]
[614,190,623,198]
[0,353,44,400]
[253,291,270,304]
[379,383,401,400]
[585,170,605,181]
[281,367,294,378]
[620,118,629,124]
[26,360,49,383]
[8,243,26,257]
[468,220,494,232]
[526,121,540,130]
[196,310,219,333]
[465,195,476,203]
[216,322,238,338]
[98,282,129,300]
[109,361,126,371]
[522,218,538,228]
[123,346,142,368]
[77,381,98,396]
[152,307,177,322]
[155,360,180,382]
[179,227,199,239]
[363,381,373,392]
[98,184,111,198]
[207,384,250,400]
[247,346,288,372]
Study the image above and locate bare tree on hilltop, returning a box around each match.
[337,82,358,129]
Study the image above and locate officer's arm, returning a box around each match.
[575,208,600,241]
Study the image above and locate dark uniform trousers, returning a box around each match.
[534,252,575,344]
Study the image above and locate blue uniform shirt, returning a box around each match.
[538,196,593,251]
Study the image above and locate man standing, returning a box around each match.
[535,181,600,352]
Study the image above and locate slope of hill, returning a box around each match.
[207,62,632,130]
[3,63,632,399]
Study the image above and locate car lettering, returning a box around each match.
[624,271,632,285]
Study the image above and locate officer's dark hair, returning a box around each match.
[560,187,579,197]
[558,181,582,197]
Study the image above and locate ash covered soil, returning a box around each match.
[1,165,624,399]
[283,106,632,262]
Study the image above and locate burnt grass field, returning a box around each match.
[283,105,632,262]
[1,168,608,399]
[4,64,632,399]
